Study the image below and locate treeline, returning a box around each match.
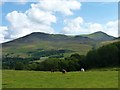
[32,54,84,71]
[84,41,119,69]
[2,57,38,69]
[2,54,82,71]
[2,41,120,71]
[27,49,72,58]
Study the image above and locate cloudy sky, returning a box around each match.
[0,0,118,43]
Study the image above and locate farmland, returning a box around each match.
[2,70,118,88]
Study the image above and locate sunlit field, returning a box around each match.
[2,70,118,88]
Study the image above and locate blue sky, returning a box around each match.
[0,0,118,43]
[76,2,117,23]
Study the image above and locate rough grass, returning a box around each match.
[2,70,118,88]
[2,41,92,58]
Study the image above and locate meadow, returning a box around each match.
[2,70,118,88]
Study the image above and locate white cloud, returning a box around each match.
[34,0,81,16]
[0,26,9,43]
[6,10,55,39]
[61,17,118,37]
[61,17,88,35]
[88,20,118,37]
[26,6,56,25]
[6,11,31,39]
[105,20,118,37]
[89,23,104,33]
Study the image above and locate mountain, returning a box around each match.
[2,31,116,58]
[3,32,94,45]
[81,31,116,41]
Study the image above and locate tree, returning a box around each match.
[15,62,24,70]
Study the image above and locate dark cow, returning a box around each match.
[51,69,54,72]
[61,69,66,74]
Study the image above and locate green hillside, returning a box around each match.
[2,32,92,58]
[2,31,115,58]
[81,31,115,41]
[96,37,120,48]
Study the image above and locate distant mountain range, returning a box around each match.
[2,31,117,58]
[3,31,116,45]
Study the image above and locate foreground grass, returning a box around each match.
[2,70,118,88]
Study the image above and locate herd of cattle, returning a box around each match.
[51,68,85,74]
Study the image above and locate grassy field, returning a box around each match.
[2,70,118,88]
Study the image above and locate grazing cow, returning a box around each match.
[62,69,66,74]
[81,68,85,72]
[51,69,54,72]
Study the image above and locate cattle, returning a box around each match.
[51,69,54,72]
[81,68,85,72]
[61,69,66,74]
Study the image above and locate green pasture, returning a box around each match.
[2,70,118,88]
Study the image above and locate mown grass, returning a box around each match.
[2,70,118,88]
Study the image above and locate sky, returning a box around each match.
[0,0,118,43]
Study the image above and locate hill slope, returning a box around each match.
[81,31,115,41]
[2,31,115,58]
